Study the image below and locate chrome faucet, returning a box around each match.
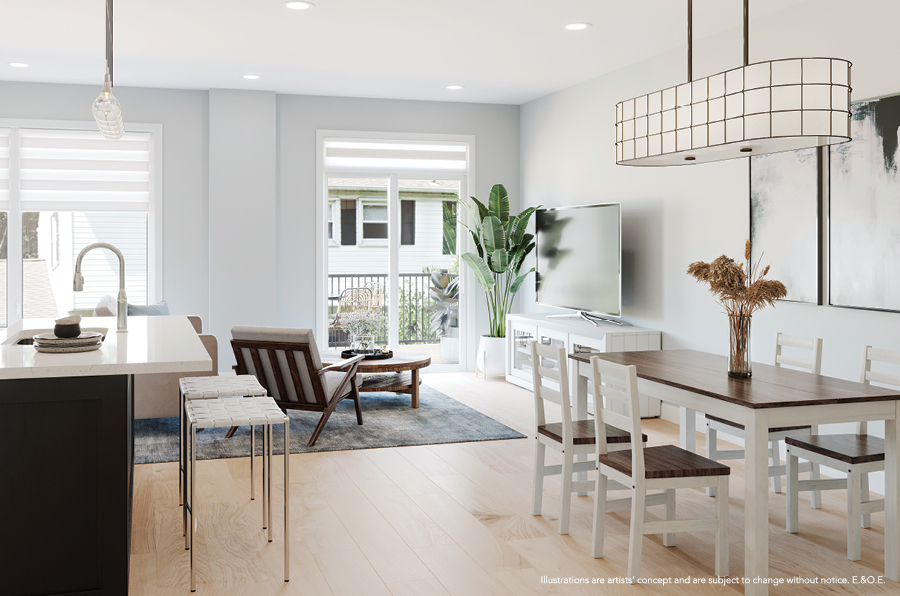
[74,242,127,332]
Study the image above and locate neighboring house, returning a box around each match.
[327,178,458,275]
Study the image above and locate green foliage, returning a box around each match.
[459,184,538,338]
[427,272,459,336]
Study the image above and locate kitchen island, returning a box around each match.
[0,316,212,596]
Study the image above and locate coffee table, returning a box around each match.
[320,350,431,408]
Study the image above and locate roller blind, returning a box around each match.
[324,139,467,171]
[0,129,9,210]
[18,129,151,212]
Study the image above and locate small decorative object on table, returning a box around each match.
[340,310,385,355]
[53,315,82,338]
[687,240,787,378]
[341,349,393,360]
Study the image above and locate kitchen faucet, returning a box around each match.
[74,242,127,332]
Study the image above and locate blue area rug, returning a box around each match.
[134,385,525,463]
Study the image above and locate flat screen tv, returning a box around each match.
[535,203,622,319]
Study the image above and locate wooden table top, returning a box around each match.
[569,349,900,409]
[320,350,431,374]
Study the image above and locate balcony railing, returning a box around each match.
[328,273,451,348]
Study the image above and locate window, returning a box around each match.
[400,200,415,245]
[340,199,357,246]
[0,124,159,325]
[361,202,388,241]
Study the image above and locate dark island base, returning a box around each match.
[0,374,134,596]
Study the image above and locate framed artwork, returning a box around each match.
[750,147,819,304]
[830,94,900,311]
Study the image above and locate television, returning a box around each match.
[535,203,622,321]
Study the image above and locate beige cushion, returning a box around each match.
[231,326,326,405]
[323,370,354,399]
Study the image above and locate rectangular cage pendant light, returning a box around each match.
[615,1,851,166]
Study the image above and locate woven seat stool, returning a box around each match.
[183,396,290,591]
[178,375,267,507]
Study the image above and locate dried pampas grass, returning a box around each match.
[687,240,787,318]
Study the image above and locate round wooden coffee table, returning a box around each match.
[319,350,432,408]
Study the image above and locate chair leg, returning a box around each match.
[663,488,676,547]
[262,424,268,531]
[861,472,872,529]
[770,440,782,493]
[847,467,862,561]
[179,389,184,507]
[558,450,574,535]
[352,383,364,425]
[268,423,273,543]
[809,462,823,509]
[706,424,717,497]
[627,486,646,584]
[224,425,239,439]
[591,472,608,558]
[532,440,546,516]
[715,475,729,578]
[284,419,290,583]
[786,447,799,534]
[307,405,336,448]
[250,425,255,501]
[190,425,197,592]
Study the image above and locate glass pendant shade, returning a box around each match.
[616,58,851,166]
[93,72,124,140]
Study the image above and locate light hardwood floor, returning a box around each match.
[131,372,895,595]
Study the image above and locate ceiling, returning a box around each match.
[1,0,810,105]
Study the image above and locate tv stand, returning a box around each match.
[547,310,632,327]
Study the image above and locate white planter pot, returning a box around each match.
[477,335,507,377]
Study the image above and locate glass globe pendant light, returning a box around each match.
[93,0,124,140]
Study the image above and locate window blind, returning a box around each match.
[0,129,9,210]
[18,129,151,212]
[324,139,467,171]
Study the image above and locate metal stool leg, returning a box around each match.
[190,424,197,592]
[268,422,273,542]
[179,388,184,506]
[262,423,268,530]
[183,404,189,543]
[284,418,290,582]
[250,425,255,501]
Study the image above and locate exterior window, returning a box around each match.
[328,201,338,244]
[442,200,457,255]
[340,199,357,246]
[362,202,388,241]
[400,200,415,246]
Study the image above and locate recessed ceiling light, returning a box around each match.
[243,74,261,80]
[565,23,592,31]
[446,85,464,90]
[284,1,314,9]
[8,62,30,68]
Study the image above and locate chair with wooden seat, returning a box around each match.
[530,341,651,535]
[705,332,823,501]
[364,281,385,314]
[231,326,365,447]
[590,355,730,583]
[329,287,372,328]
[785,345,897,561]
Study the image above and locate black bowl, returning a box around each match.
[54,323,82,338]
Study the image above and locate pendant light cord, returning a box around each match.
[743,0,749,66]
[687,0,692,82]
[106,0,114,86]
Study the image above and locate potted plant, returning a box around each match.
[427,271,460,363]
[341,310,386,355]
[460,184,538,376]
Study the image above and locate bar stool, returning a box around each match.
[178,375,268,506]
[183,395,290,592]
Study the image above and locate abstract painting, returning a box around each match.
[830,94,900,311]
[750,147,819,304]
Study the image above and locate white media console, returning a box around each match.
[505,313,663,418]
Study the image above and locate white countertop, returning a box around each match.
[0,316,213,380]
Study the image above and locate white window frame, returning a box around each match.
[327,199,339,246]
[0,118,163,326]
[316,130,476,372]
[359,198,389,246]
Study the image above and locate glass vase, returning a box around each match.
[351,334,375,355]
[727,314,752,378]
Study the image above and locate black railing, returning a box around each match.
[328,273,451,347]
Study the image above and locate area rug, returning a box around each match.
[134,385,525,464]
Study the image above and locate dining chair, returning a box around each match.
[590,355,730,583]
[329,287,372,328]
[705,332,823,503]
[530,341,652,535]
[364,281,385,314]
[785,344,897,561]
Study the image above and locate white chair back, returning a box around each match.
[774,333,823,374]
[589,356,643,478]
[859,345,900,434]
[530,341,572,441]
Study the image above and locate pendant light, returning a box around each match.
[615,0,851,166]
[93,0,124,140]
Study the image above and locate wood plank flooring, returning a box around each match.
[131,372,896,594]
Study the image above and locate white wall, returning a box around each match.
[520,0,900,494]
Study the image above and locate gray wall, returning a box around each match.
[519,0,900,492]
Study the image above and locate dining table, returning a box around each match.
[567,349,900,596]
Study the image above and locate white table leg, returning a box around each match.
[574,369,589,496]
[680,407,696,453]
[744,412,770,596]
[886,408,900,581]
